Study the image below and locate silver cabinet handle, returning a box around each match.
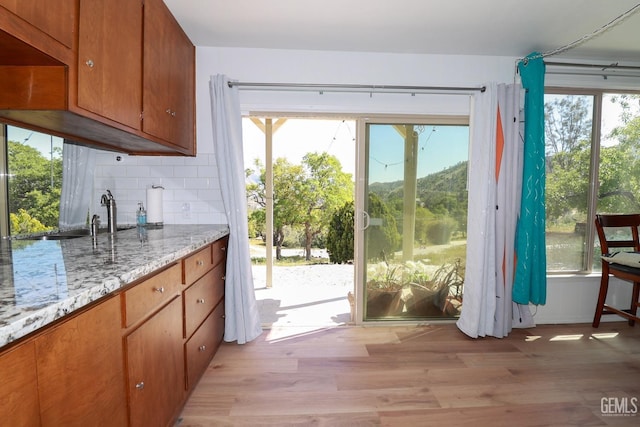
[196,260,204,266]
[198,345,206,352]
[197,298,205,304]
[153,287,164,293]
[135,382,145,390]
[86,59,94,68]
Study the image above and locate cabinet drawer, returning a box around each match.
[184,262,225,338]
[183,245,213,285]
[211,235,228,268]
[123,263,182,328]
[185,300,225,390]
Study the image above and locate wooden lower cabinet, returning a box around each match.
[185,300,225,389]
[0,237,227,426]
[35,295,127,427]
[0,341,40,426]
[125,295,185,427]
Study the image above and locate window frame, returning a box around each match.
[0,125,10,238]
[545,87,640,274]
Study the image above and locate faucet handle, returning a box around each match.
[91,214,100,237]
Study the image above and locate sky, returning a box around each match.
[368,124,468,183]
[243,118,357,178]
[6,126,63,159]
[241,118,469,184]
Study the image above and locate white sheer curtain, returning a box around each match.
[210,74,263,344]
[457,83,535,338]
[59,142,96,230]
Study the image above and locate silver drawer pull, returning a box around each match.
[197,298,205,304]
[196,260,204,266]
[153,287,165,293]
[86,59,94,68]
[135,381,145,390]
[221,247,226,251]
[198,345,206,352]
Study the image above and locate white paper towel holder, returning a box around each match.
[146,184,164,228]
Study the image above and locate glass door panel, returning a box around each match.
[363,122,468,320]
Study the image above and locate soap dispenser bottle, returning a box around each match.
[137,202,147,226]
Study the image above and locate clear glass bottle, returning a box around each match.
[136,202,147,226]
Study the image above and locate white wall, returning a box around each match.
[93,46,631,325]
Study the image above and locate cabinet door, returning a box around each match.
[35,296,127,427]
[142,0,195,153]
[185,300,225,390]
[77,0,142,129]
[126,295,185,427]
[0,0,76,48]
[0,341,40,427]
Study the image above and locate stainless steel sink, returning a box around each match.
[22,230,90,240]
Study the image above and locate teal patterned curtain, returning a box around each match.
[513,52,547,305]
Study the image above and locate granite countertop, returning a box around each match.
[0,224,229,348]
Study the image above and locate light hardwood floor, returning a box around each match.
[178,322,640,426]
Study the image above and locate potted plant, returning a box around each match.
[365,258,464,318]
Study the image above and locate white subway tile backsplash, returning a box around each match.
[93,148,228,225]
[173,166,198,178]
[184,177,210,190]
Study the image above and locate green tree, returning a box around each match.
[599,102,640,211]
[247,152,353,261]
[545,94,640,223]
[8,140,62,231]
[247,157,305,259]
[366,192,400,261]
[544,96,592,224]
[326,201,354,264]
[10,209,50,235]
[545,96,592,164]
[298,152,353,261]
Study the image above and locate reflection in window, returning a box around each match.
[5,126,63,236]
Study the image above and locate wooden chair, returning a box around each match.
[593,213,640,327]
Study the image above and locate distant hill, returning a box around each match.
[369,161,468,201]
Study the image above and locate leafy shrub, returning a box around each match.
[426,218,457,245]
[326,201,354,264]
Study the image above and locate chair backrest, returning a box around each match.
[595,214,640,255]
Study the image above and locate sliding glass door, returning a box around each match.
[360,119,469,321]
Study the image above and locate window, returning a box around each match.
[544,90,640,273]
[0,125,63,237]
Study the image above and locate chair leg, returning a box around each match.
[630,282,640,327]
[593,274,610,328]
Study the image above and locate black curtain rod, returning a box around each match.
[227,81,486,93]
[545,61,640,71]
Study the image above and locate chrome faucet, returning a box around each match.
[100,190,117,234]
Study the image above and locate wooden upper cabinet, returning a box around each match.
[0,0,76,49]
[0,0,195,155]
[143,0,195,153]
[77,0,143,130]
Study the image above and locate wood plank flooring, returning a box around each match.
[178,322,640,426]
